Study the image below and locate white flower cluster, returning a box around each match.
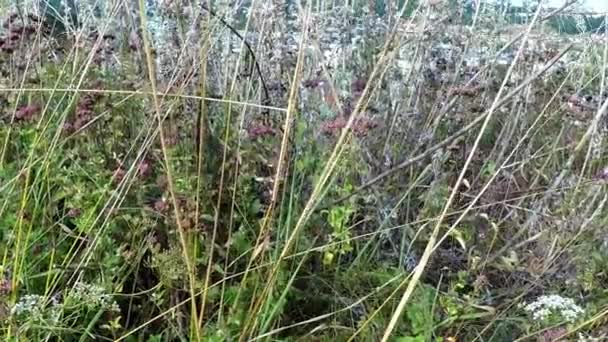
[10,294,61,324]
[68,281,119,312]
[521,294,584,323]
[11,282,118,326]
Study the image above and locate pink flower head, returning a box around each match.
[302,78,323,88]
[248,124,275,140]
[320,116,347,135]
[138,160,152,178]
[15,104,41,121]
[8,32,20,41]
[153,199,168,213]
[66,208,82,218]
[62,122,74,135]
[595,166,608,181]
[320,116,377,137]
[351,78,367,95]
[0,42,15,53]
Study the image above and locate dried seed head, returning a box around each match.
[112,167,126,184]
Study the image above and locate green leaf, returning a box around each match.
[396,335,426,342]
[406,286,436,337]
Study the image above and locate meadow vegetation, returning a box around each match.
[1,0,608,341]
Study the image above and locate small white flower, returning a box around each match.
[522,294,584,323]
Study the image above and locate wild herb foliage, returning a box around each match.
[1,0,608,341]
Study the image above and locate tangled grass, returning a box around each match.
[1,0,608,341]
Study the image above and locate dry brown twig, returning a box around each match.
[328,42,573,207]
[326,0,579,208]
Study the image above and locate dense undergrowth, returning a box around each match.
[1,0,608,341]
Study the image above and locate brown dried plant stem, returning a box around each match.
[380,4,545,340]
[136,0,201,340]
[327,0,579,208]
[236,6,311,340]
[241,0,418,339]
